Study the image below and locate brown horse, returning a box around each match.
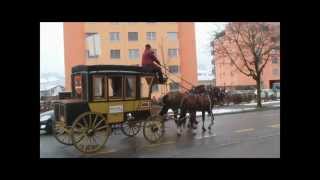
[160,85,223,136]
[177,85,219,135]
[159,85,206,125]
[159,91,185,124]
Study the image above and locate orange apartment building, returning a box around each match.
[212,23,280,90]
[63,22,198,99]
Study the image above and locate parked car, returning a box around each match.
[40,110,54,134]
[254,89,277,100]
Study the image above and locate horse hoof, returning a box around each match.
[202,128,206,132]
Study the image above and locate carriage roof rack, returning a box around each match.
[72,65,155,75]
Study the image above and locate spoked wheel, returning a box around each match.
[121,118,141,137]
[143,115,164,143]
[53,118,73,145]
[71,112,111,153]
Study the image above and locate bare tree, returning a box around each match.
[213,22,280,108]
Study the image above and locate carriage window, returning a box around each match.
[92,76,104,99]
[140,76,153,98]
[74,75,82,98]
[108,76,123,99]
[125,76,136,99]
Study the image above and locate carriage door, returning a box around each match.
[107,75,124,123]
[137,76,153,111]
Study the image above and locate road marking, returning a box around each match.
[268,124,280,128]
[96,149,117,154]
[161,141,176,145]
[145,141,176,148]
[234,128,255,133]
[195,133,216,139]
[145,143,161,148]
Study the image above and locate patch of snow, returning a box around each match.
[243,100,280,106]
[167,107,257,116]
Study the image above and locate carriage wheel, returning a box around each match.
[71,112,111,153]
[143,115,164,143]
[121,118,141,137]
[53,118,73,145]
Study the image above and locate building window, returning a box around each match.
[169,82,180,91]
[167,32,178,40]
[128,49,139,59]
[152,49,157,57]
[124,76,136,99]
[146,32,156,40]
[128,32,138,41]
[169,65,179,74]
[86,33,101,58]
[108,76,123,99]
[92,76,104,99]
[273,68,279,76]
[152,84,159,92]
[272,57,278,64]
[110,32,120,42]
[271,49,277,55]
[74,75,82,98]
[168,48,178,58]
[110,50,120,59]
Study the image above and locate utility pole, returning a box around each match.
[159,36,168,96]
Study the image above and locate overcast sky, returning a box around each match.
[40,22,227,78]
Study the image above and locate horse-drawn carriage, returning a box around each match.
[52,65,165,153]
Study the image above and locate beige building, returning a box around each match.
[64,22,198,99]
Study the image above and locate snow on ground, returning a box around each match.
[168,107,257,116]
[211,107,256,114]
[166,100,280,116]
[242,100,280,106]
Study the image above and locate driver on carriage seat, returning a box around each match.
[141,44,167,84]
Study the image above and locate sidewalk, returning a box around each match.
[167,100,280,116]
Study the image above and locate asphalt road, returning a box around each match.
[40,108,280,158]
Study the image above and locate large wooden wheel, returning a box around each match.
[71,112,111,153]
[52,118,73,145]
[121,115,141,137]
[143,115,164,143]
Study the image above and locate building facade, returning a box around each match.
[64,22,197,99]
[212,22,280,90]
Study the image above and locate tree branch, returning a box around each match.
[216,39,251,77]
[259,53,272,73]
[233,32,257,77]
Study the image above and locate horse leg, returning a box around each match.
[159,105,168,116]
[186,113,191,129]
[202,110,206,132]
[177,109,186,136]
[208,110,214,130]
[190,111,197,135]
